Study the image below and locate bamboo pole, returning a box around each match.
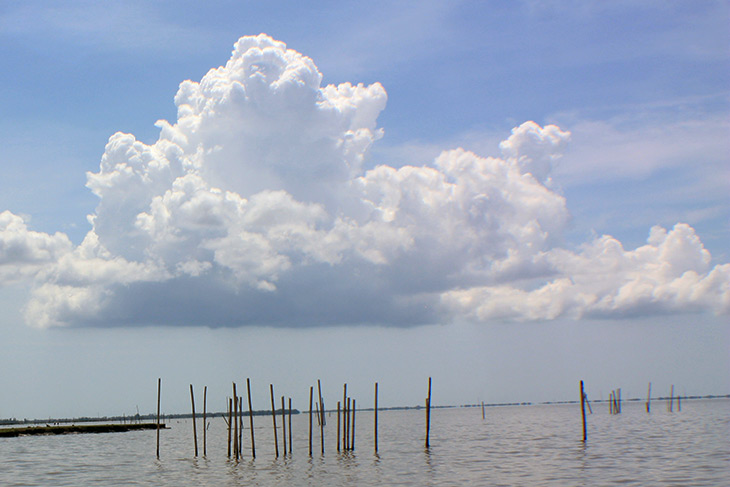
[580,380,587,442]
[247,378,255,459]
[227,398,232,458]
[337,401,341,452]
[156,378,161,459]
[374,382,378,454]
[308,386,313,456]
[203,386,207,457]
[646,382,652,413]
[351,399,356,451]
[270,384,279,457]
[317,379,325,455]
[281,396,287,456]
[190,384,198,457]
[288,397,292,455]
[425,377,432,449]
[233,384,239,460]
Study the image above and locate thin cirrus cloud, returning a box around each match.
[1,34,727,329]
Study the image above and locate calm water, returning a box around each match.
[1,399,728,486]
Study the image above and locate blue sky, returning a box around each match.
[0,1,728,418]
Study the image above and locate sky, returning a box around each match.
[0,0,728,419]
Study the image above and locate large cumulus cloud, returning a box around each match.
[2,34,727,328]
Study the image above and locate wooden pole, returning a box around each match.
[317,379,325,455]
[481,401,485,420]
[281,396,287,456]
[288,397,292,455]
[609,391,613,414]
[617,388,621,414]
[374,382,378,454]
[203,386,207,457]
[677,393,681,412]
[233,384,239,460]
[156,378,161,459]
[342,383,347,449]
[580,380,587,442]
[669,385,674,413]
[425,377,432,449]
[247,378,255,459]
[345,397,350,450]
[308,386,313,456]
[238,396,243,458]
[351,399,356,451]
[337,401,341,452]
[227,398,232,458]
[270,384,279,457]
[317,400,324,454]
[646,382,651,413]
[190,384,198,457]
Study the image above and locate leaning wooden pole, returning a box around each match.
[270,384,279,457]
[425,377,432,449]
[156,378,161,459]
[308,386,313,456]
[317,379,325,455]
[374,382,378,454]
[247,378,255,459]
[580,380,587,442]
[190,384,198,457]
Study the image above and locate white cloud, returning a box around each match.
[1,34,725,328]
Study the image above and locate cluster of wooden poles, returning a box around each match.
[155,377,434,459]
[579,380,684,442]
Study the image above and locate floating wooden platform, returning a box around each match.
[0,422,165,437]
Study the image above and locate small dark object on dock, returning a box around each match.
[0,422,165,437]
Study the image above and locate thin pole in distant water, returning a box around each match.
[646,382,651,413]
[337,401,341,452]
[203,386,207,457]
[425,377,432,449]
[227,398,232,458]
[156,378,161,459]
[308,386,313,456]
[580,380,587,442]
[351,399,356,451]
[669,385,674,413]
[190,384,198,457]
[281,396,287,456]
[317,379,325,454]
[233,383,239,459]
[481,401,485,420]
[288,397,292,454]
[374,382,378,454]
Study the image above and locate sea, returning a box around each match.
[1,398,728,486]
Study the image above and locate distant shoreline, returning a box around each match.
[2,394,727,427]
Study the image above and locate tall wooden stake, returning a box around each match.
[281,396,287,455]
[203,386,207,457]
[308,386,313,456]
[337,401,341,452]
[270,384,279,457]
[481,401,485,420]
[288,397,292,454]
[351,399,356,451]
[669,385,674,413]
[227,398,232,458]
[317,379,325,454]
[374,382,378,453]
[156,378,161,459]
[646,382,652,413]
[580,380,587,442]
[342,383,347,449]
[247,378,255,459]
[190,384,198,457]
[425,377,432,449]
[233,383,239,459]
